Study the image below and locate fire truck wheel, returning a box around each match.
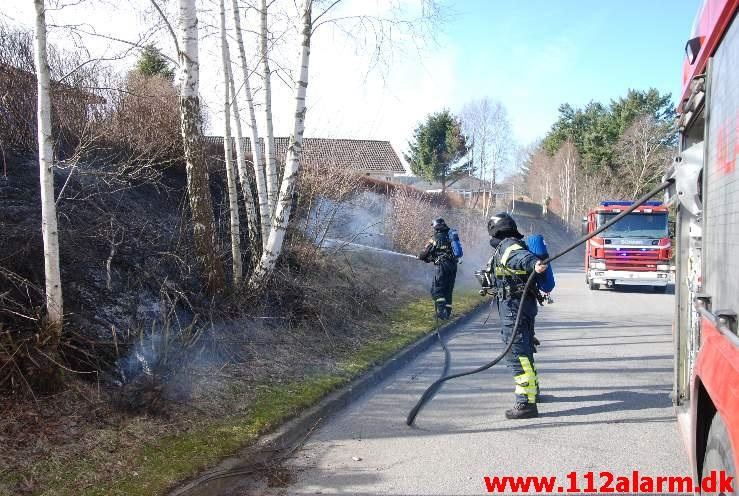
[588,280,599,291]
[702,412,736,495]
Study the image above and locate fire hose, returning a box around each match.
[406,179,674,426]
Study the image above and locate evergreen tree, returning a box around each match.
[542,88,676,172]
[135,44,175,80]
[406,110,471,191]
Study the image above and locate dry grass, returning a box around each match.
[389,187,444,254]
[96,73,184,170]
[0,291,482,496]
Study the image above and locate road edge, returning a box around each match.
[170,299,490,496]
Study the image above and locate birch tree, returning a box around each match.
[525,147,555,212]
[484,104,513,217]
[251,0,312,286]
[614,115,674,198]
[220,2,258,256]
[260,0,278,216]
[230,0,269,248]
[462,98,513,217]
[227,70,259,255]
[247,0,444,285]
[220,0,243,285]
[178,0,225,294]
[33,0,63,336]
[554,140,579,229]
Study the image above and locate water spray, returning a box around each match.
[405,179,675,426]
[323,239,418,259]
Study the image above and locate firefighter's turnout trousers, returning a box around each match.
[432,256,457,318]
[500,297,538,404]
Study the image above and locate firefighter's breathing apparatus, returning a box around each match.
[406,179,675,426]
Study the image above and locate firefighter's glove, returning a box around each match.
[534,261,548,274]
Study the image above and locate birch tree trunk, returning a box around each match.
[572,167,578,223]
[178,0,225,294]
[260,0,278,215]
[220,0,243,285]
[484,143,499,218]
[566,156,572,226]
[33,0,63,336]
[251,0,312,286]
[230,0,269,248]
[489,145,497,215]
[479,139,487,215]
[227,69,259,255]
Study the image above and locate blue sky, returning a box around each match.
[5,0,704,158]
[438,0,702,143]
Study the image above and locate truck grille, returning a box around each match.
[604,247,661,271]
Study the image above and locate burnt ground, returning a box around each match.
[0,153,431,494]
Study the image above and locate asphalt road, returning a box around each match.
[245,268,689,495]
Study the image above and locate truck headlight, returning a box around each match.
[656,264,669,271]
[590,260,606,270]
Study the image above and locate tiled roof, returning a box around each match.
[0,63,106,103]
[398,175,508,193]
[447,176,492,192]
[203,136,405,174]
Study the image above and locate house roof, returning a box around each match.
[398,175,508,193]
[447,175,490,191]
[0,62,106,104]
[203,136,405,174]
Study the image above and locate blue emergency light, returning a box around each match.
[599,201,662,207]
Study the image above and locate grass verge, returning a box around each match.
[7,291,482,496]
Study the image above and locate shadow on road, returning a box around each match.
[538,390,672,417]
[539,331,670,342]
[415,415,676,436]
[534,354,672,364]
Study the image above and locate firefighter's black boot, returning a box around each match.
[505,402,538,419]
[444,304,452,319]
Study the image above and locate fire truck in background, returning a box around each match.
[667,0,739,488]
[583,201,672,291]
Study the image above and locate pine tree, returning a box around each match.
[136,44,175,80]
[406,110,471,192]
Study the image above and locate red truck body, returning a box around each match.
[671,0,739,486]
[583,201,672,290]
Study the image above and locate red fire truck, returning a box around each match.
[583,201,672,291]
[668,0,739,487]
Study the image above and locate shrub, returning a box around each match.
[0,23,104,158]
[295,161,363,245]
[389,187,443,254]
[96,73,183,171]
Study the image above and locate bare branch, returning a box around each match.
[312,0,343,25]
[149,0,180,56]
